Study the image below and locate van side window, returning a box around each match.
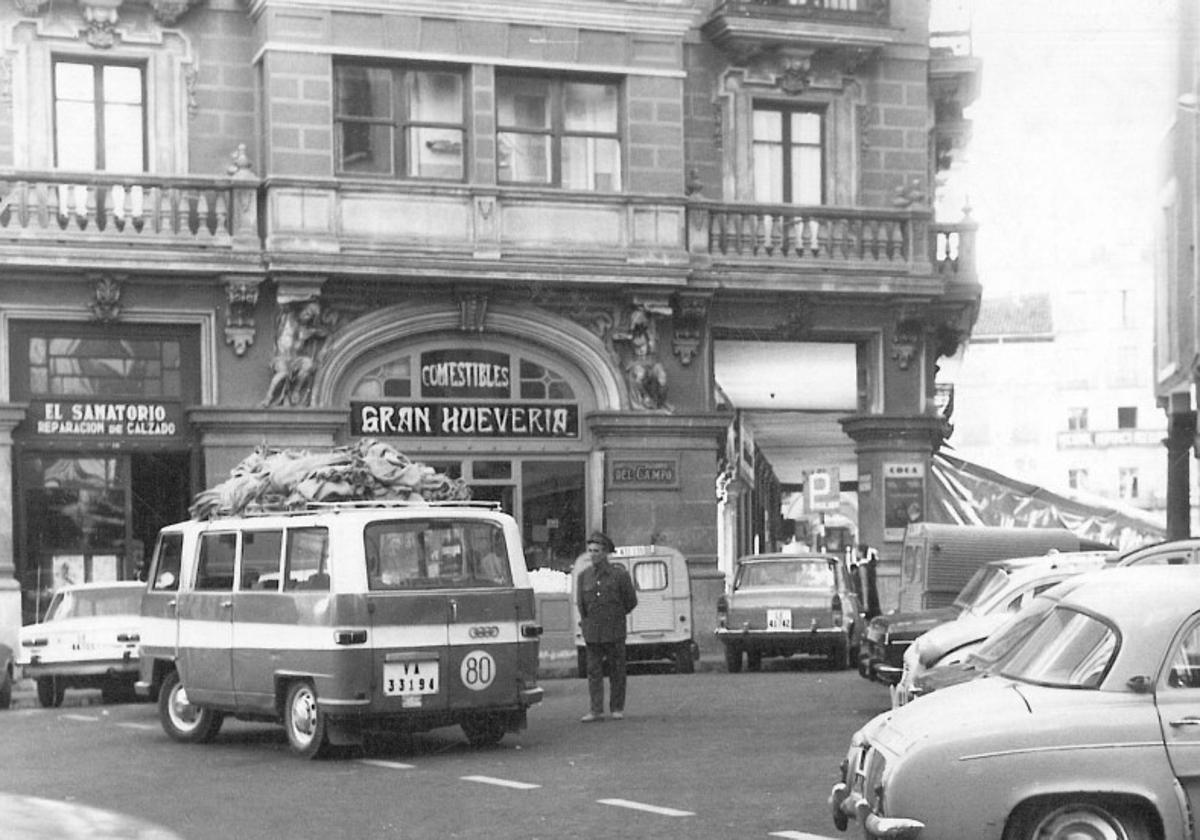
[285,527,330,591]
[242,530,283,591]
[633,561,667,591]
[197,532,237,591]
[151,532,183,591]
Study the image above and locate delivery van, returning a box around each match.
[570,544,698,676]
[137,500,543,758]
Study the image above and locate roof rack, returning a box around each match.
[304,499,502,511]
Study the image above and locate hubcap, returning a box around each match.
[170,685,200,728]
[1035,806,1127,840]
[290,688,316,744]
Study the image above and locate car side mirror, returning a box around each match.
[1126,675,1154,694]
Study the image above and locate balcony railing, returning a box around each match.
[714,0,889,24]
[0,170,257,247]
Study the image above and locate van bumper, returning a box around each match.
[521,686,544,706]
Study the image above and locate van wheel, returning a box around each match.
[675,643,695,675]
[462,714,506,748]
[1005,798,1151,840]
[724,645,743,673]
[159,670,223,743]
[284,680,330,759]
[37,677,65,708]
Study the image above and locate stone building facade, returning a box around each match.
[0,0,980,644]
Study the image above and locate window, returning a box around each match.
[1117,406,1137,429]
[1119,467,1139,500]
[1068,469,1088,490]
[196,533,237,591]
[284,527,329,591]
[753,104,824,204]
[53,58,146,172]
[1067,407,1089,431]
[241,530,283,590]
[497,75,621,190]
[633,561,668,592]
[151,533,183,592]
[335,64,465,179]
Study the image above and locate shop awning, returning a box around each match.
[930,451,1167,552]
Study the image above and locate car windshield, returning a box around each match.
[953,565,1010,612]
[998,606,1117,689]
[967,596,1057,670]
[738,560,832,589]
[46,588,141,620]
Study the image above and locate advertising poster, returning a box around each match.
[884,462,926,542]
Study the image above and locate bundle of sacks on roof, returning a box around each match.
[190,438,471,519]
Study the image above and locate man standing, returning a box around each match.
[576,531,637,722]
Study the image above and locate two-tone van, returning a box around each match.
[137,501,544,758]
[570,544,698,676]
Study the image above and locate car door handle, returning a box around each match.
[1169,716,1200,727]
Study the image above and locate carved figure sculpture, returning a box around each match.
[261,299,331,407]
[613,305,670,411]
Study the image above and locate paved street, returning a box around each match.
[4,660,890,840]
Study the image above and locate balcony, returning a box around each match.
[702,0,897,64]
[0,169,975,294]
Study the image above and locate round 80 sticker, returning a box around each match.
[460,650,496,691]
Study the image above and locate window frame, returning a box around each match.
[51,55,148,172]
[751,100,826,205]
[495,73,624,191]
[333,61,469,181]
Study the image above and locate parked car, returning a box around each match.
[889,550,1117,705]
[0,643,12,709]
[16,581,143,707]
[830,565,1200,840]
[716,552,863,672]
[862,549,1118,685]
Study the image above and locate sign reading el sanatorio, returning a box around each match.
[30,400,183,439]
[352,402,578,438]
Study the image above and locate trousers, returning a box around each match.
[585,638,627,715]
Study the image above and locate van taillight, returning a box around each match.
[831,594,843,626]
[334,629,368,645]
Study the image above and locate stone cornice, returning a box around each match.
[243,0,700,36]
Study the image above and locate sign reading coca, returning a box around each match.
[420,349,511,399]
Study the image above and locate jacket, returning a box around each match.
[577,559,638,644]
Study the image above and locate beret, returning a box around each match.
[585,531,615,553]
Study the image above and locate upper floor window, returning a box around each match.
[335,63,465,180]
[1067,407,1089,431]
[753,103,823,204]
[1117,406,1137,429]
[53,58,146,172]
[496,75,621,191]
[1119,467,1139,500]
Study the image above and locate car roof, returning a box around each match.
[1116,538,1200,564]
[1057,565,1200,618]
[984,550,1118,572]
[736,553,837,564]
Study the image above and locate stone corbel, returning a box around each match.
[148,0,196,26]
[775,298,812,340]
[671,292,710,366]
[80,0,123,48]
[891,306,925,371]
[87,273,124,322]
[223,276,263,356]
[13,0,49,16]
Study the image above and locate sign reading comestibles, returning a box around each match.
[30,400,184,439]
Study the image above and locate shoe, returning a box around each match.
[580,713,604,723]
[610,711,624,720]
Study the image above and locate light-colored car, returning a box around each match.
[716,552,863,671]
[829,565,1200,840]
[890,550,1116,706]
[16,582,143,708]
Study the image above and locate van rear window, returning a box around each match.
[365,519,512,590]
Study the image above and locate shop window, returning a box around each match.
[27,335,181,397]
[752,103,824,204]
[522,460,585,572]
[497,75,622,190]
[334,63,466,179]
[53,57,146,172]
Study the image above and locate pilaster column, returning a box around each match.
[1167,404,1196,539]
[839,413,948,612]
[0,404,29,651]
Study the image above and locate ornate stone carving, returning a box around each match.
[455,287,490,333]
[81,0,122,49]
[777,57,811,94]
[612,303,672,412]
[149,0,194,25]
[14,0,50,15]
[891,307,924,371]
[671,292,709,366]
[185,67,199,119]
[223,276,262,356]
[775,299,811,340]
[0,57,11,105]
[261,297,337,408]
[88,274,123,322]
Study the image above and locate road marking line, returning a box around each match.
[117,722,158,731]
[461,775,541,790]
[61,714,99,722]
[359,759,416,770]
[770,832,841,840]
[597,798,693,817]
